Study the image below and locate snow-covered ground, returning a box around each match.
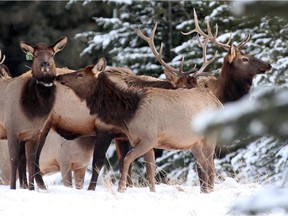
[0,173,286,216]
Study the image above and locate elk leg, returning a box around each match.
[18,142,28,189]
[74,168,86,190]
[34,120,51,189]
[8,136,20,189]
[118,141,154,192]
[25,140,38,190]
[201,140,216,192]
[115,139,133,187]
[61,167,73,188]
[191,143,210,193]
[143,149,156,192]
[88,130,113,191]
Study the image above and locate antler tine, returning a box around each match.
[182,9,232,51]
[182,8,208,37]
[0,50,5,65]
[237,34,251,50]
[193,35,218,77]
[136,23,193,77]
[205,16,231,51]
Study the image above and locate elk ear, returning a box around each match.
[20,41,35,54]
[227,45,236,63]
[92,58,107,75]
[52,36,68,54]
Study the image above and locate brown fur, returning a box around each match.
[21,78,56,119]
[0,130,94,189]
[0,37,67,190]
[56,58,223,193]
[197,46,271,104]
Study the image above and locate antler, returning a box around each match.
[193,35,218,77]
[135,23,196,78]
[237,34,251,50]
[0,50,6,65]
[182,9,232,51]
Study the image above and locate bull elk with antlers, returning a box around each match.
[182,9,272,103]
[0,37,67,190]
[137,10,271,104]
[56,58,223,193]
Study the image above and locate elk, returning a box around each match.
[56,58,223,193]
[181,9,272,103]
[0,130,94,189]
[34,65,177,191]
[137,11,271,160]
[137,11,271,103]
[0,37,67,190]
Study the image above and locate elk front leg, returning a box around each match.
[18,142,28,189]
[8,136,20,189]
[25,140,38,190]
[191,144,210,193]
[191,139,216,193]
[74,168,86,190]
[61,167,73,188]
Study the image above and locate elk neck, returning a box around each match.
[86,72,146,127]
[21,77,56,119]
[216,61,252,104]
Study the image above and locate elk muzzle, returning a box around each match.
[40,61,51,73]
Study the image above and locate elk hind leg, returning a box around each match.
[115,139,133,187]
[143,149,156,192]
[118,141,155,193]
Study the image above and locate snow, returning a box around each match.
[1,175,285,216]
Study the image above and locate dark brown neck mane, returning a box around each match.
[86,72,146,127]
[21,78,56,119]
[217,60,252,104]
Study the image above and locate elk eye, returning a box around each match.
[242,58,249,62]
[77,72,83,78]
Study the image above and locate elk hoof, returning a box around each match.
[118,186,126,193]
[149,186,156,192]
[37,184,47,190]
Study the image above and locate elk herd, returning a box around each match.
[0,10,271,193]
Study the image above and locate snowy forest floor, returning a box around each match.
[0,173,287,216]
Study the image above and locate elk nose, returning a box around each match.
[41,62,49,68]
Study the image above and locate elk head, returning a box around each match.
[20,36,68,87]
[224,43,272,80]
[56,58,107,100]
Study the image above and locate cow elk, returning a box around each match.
[35,65,177,191]
[0,37,67,190]
[56,58,223,193]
